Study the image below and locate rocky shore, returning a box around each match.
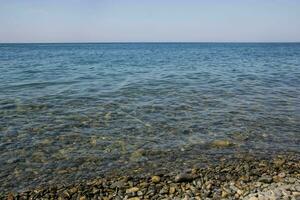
[2,155,299,200]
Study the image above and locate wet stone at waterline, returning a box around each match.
[2,157,300,199]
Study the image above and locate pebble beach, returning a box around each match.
[2,155,299,200]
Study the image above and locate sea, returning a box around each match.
[0,43,299,192]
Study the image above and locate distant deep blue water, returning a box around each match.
[0,43,300,192]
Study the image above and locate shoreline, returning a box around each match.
[2,155,299,200]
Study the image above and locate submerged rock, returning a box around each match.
[130,150,146,162]
[90,136,97,146]
[210,140,234,148]
[104,112,112,120]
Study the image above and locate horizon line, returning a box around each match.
[1,41,300,44]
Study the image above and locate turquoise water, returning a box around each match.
[0,43,300,192]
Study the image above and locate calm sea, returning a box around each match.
[0,43,299,192]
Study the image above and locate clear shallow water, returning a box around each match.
[0,43,299,192]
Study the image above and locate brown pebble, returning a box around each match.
[126,187,139,193]
[151,175,160,183]
[221,190,229,198]
[128,197,140,200]
[278,172,286,178]
[206,183,212,190]
[169,186,176,194]
[237,189,243,195]
[248,197,259,200]
[191,168,197,174]
[69,187,78,194]
[210,140,233,148]
[273,158,285,166]
[7,193,14,200]
[79,196,86,200]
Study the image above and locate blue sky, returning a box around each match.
[0,0,300,42]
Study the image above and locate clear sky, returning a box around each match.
[0,0,300,43]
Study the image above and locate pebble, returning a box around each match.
[126,187,139,193]
[111,180,126,188]
[221,190,229,198]
[248,196,259,200]
[210,140,233,148]
[292,191,300,197]
[159,187,168,194]
[237,189,244,195]
[258,176,273,183]
[288,177,296,183]
[137,191,143,196]
[273,158,285,167]
[206,183,212,190]
[7,193,14,200]
[278,172,286,178]
[151,175,161,183]
[175,173,194,182]
[169,186,176,194]
[79,196,86,200]
[128,197,140,200]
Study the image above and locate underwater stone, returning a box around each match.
[210,140,234,148]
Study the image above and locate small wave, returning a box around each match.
[2,80,79,90]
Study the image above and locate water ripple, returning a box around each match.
[0,43,299,192]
